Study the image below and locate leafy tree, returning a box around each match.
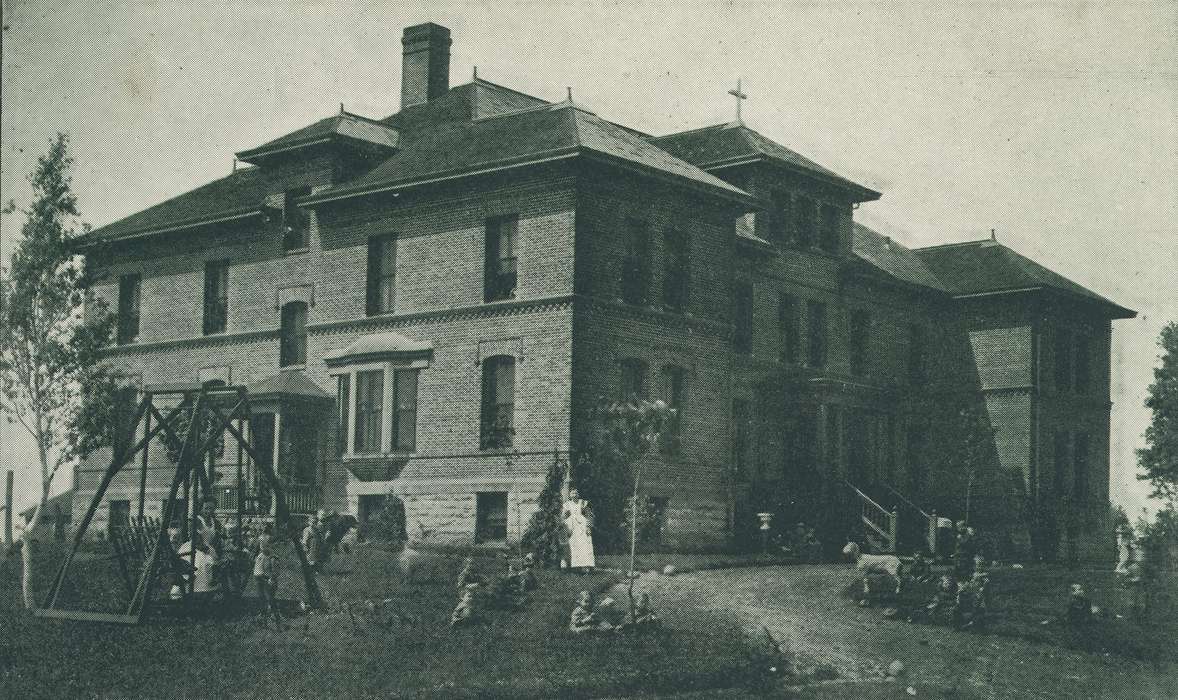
[520,451,568,567]
[0,134,118,608]
[1138,321,1178,504]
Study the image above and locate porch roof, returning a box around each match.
[323,331,433,366]
[247,370,331,401]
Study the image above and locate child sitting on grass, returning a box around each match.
[569,590,616,634]
[450,588,477,628]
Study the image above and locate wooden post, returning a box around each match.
[929,509,938,556]
[4,470,12,545]
[889,506,898,553]
[138,404,151,519]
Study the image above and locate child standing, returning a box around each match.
[254,540,283,628]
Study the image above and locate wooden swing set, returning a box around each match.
[35,381,322,624]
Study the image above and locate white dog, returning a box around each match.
[843,541,903,605]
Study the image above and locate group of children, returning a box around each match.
[449,553,540,627]
[568,589,660,634]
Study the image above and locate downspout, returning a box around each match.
[1030,316,1042,553]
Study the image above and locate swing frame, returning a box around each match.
[35,380,323,624]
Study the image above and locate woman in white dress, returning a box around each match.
[562,488,595,572]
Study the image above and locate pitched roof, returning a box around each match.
[324,331,433,366]
[851,222,950,293]
[247,369,331,400]
[86,166,270,242]
[310,101,752,205]
[914,239,1135,318]
[235,112,399,163]
[651,122,880,201]
[87,79,750,242]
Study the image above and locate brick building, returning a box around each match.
[74,23,1132,557]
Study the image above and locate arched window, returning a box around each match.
[480,356,515,448]
[660,364,686,452]
[280,302,307,367]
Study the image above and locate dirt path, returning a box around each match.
[622,565,1178,699]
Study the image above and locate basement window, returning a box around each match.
[475,492,508,542]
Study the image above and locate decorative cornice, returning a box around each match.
[308,295,576,336]
[103,328,280,356]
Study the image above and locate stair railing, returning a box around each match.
[844,480,897,553]
[879,481,939,555]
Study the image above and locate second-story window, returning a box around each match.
[366,235,397,315]
[619,358,647,402]
[117,273,141,345]
[908,323,927,386]
[793,196,816,247]
[282,187,311,251]
[203,260,229,335]
[807,300,827,368]
[1075,332,1091,393]
[849,309,871,377]
[1054,328,1072,391]
[769,191,790,245]
[779,293,797,364]
[733,282,754,354]
[662,228,690,313]
[1073,431,1089,501]
[622,218,650,305]
[484,215,518,302]
[820,204,840,254]
[279,301,307,367]
[480,356,515,448]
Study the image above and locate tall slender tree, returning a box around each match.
[0,134,117,608]
[1138,321,1178,504]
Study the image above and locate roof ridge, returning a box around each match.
[339,109,397,128]
[469,77,552,105]
[652,122,730,140]
[913,239,996,252]
[567,102,583,149]
[471,98,562,123]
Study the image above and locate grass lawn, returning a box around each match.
[0,540,756,699]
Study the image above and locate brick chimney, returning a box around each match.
[401,23,451,109]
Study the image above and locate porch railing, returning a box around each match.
[212,482,319,515]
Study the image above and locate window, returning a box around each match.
[622,218,650,305]
[108,500,130,536]
[354,370,384,454]
[849,309,871,377]
[481,356,515,448]
[769,191,791,245]
[820,204,840,253]
[282,186,311,251]
[1053,430,1069,497]
[112,386,139,459]
[825,405,841,470]
[366,235,397,315]
[1054,328,1072,391]
[778,293,798,364]
[1075,333,1091,392]
[908,324,927,386]
[907,425,926,493]
[1073,431,1089,502]
[475,492,508,542]
[733,282,754,354]
[618,358,647,402]
[484,215,518,302]
[279,302,307,367]
[793,196,816,247]
[732,398,750,481]
[392,370,418,452]
[807,300,827,368]
[660,365,686,451]
[662,228,690,312]
[117,273,141,344]
[336,375,350,457]
[203,260,229,335]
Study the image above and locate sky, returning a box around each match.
[2,0,1175,521]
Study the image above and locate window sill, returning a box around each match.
[279,363,307,371]
[283,247,310,256]
[343,452,415,461]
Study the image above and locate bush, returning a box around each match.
[367,493,407,544]
[520,452,567,566]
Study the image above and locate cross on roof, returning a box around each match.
[728,79,748,123]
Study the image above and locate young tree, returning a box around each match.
[582,396,673,622]
[520,450,568,567]
[1138,321,1178,504]
[0,134,117,608]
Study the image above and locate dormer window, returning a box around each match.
[283,187,311,251]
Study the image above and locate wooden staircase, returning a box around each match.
[845,480,898,553]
